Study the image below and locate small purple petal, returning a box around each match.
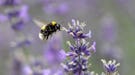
[17,39,31,47]
[11,20,25,31]
[1,0,21,6]
[22,65,32,75]
[86,30,92,38]
[69,45,75,51]
[44,50,56,64]
[43,69,51,75]
[7,10,20,18]
[80,44,87,51]
[0,14,8,22]
[54,70,64,75]
[66,52,77,57]
[72,19,76,26]
[108,64,116,72]
[90,42,96,53]
[20,5,29,22]
[84,50,90,56]
[59,50,67,61]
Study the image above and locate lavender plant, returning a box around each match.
[0,0,29,31]
[44,33,66,65]
[22,34,66,75]
[0,0,21,6]
[0,0,31,75]
[9,18,120,75]
[101,59,120,75]
[62,19,120,75]
[0,0,31,50]
[62,19,96,75]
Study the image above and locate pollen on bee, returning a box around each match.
[41,25,46,30]
[39,33,45,40]
[51,21,56,26]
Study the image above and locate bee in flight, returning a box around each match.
[34,20,61,40]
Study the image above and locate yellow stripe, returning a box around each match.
[51,21,56,26]
[41,25,46,30]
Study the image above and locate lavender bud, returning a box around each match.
[101,59,120,75]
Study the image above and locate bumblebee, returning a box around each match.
[34,20,61,40]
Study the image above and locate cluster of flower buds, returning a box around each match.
[101,59,120,75]
[0,0,29,31]
[62,19,96,75]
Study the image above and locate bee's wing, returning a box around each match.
[33,19,47,28]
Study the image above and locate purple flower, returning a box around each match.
[63,19,91,40]
[22,33,65,75]
[12,50,26,75]
[0,0,21,6]
[23,60,65,75]
[44,33,66,65]
[0,14,8,22]
[6,10,20,18]
[19,5,29,22]
[1,0,29,31]
[22,64,43,75]
[11,20,25,30]
[66,39,95,57]
[10,37,32,48]
[22,57,45,75]
[5,5,29,31]
[43,69,51,75]
[17,39,31,47]
[101,59,120,74]
[43,68,64,75]
[12,57,23,75]
[5,5,29,20]
[62,19,96,75]
[22,65,33,75]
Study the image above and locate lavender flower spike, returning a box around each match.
[63,19,96,75]
[0,0,21,6]
[63,19,91,39]
[101,59,120,75]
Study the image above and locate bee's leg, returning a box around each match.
[57,24,61,31]
[46,35,49,40]
[48,26,52,32]
[43,36,46,40]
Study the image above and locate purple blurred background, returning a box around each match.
[0,0,135,75]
